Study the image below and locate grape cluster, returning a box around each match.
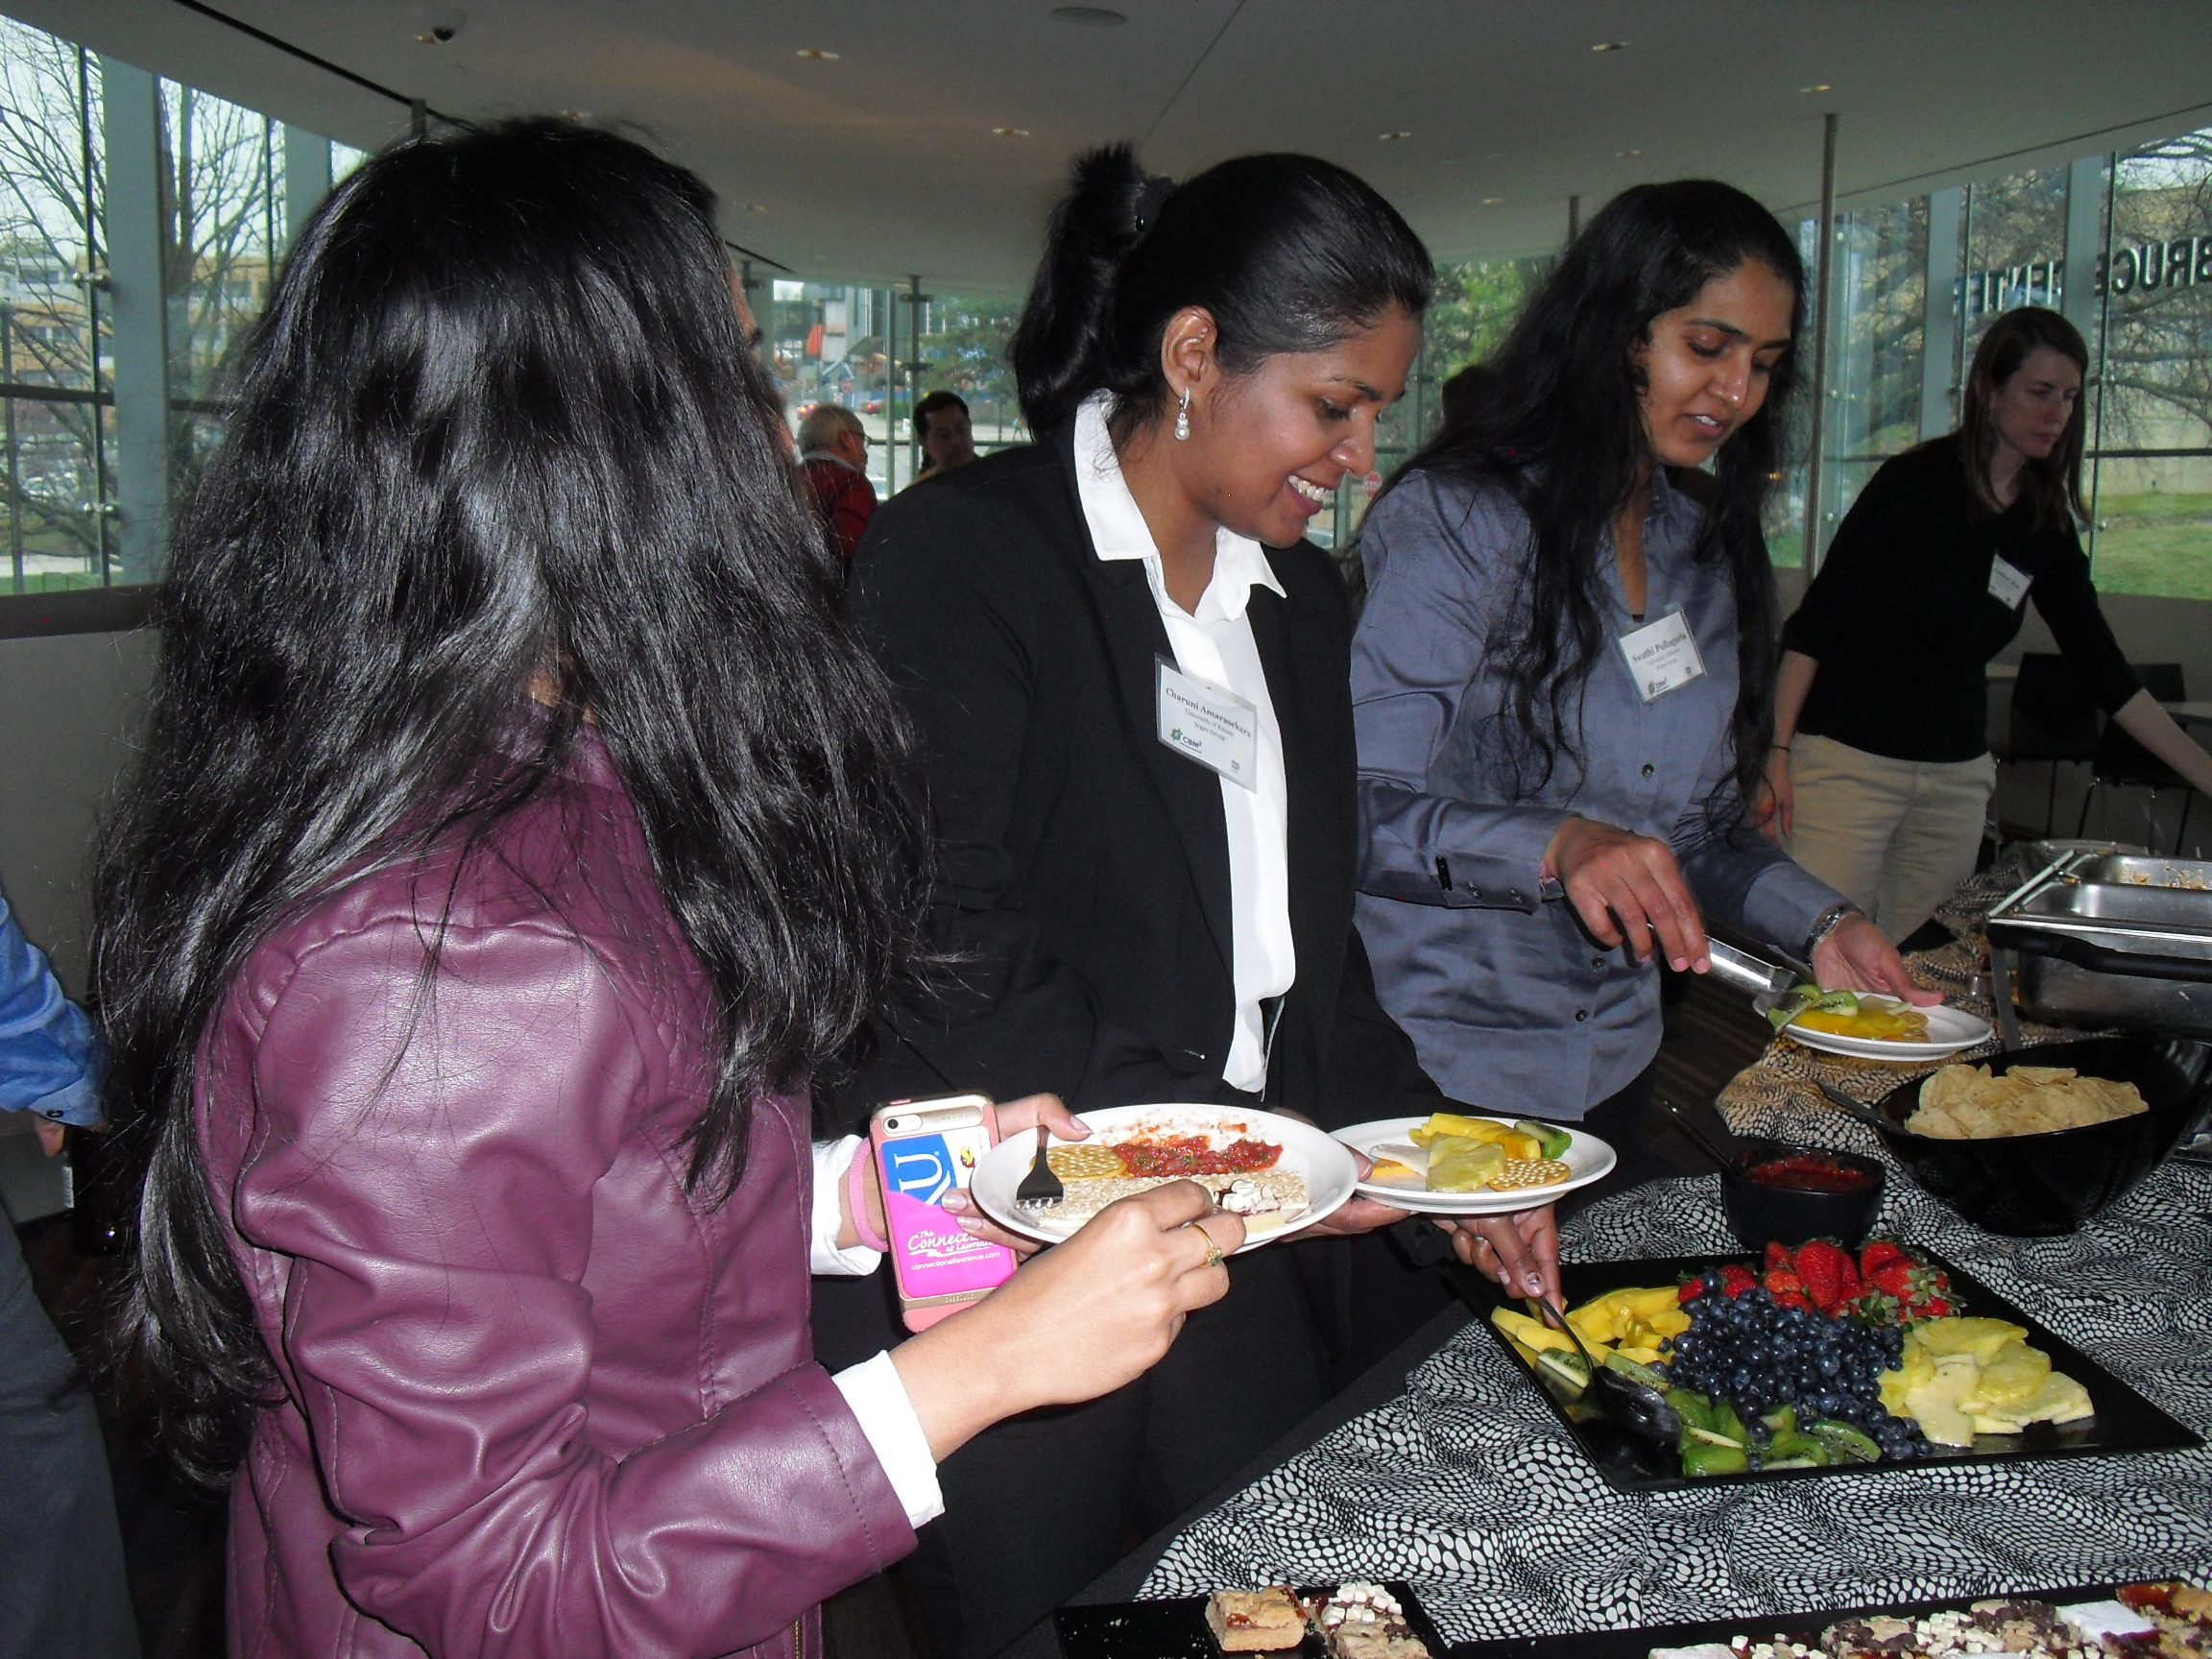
[1668,1277,1929,1461]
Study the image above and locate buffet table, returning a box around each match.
[1023,871,2212,1654]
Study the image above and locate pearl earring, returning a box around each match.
[1174,388,1191,442]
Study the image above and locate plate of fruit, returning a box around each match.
[1334,1111,1615,1214]
[1762,983,1991,1061]
[1464,1242,2198,1490]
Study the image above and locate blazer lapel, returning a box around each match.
[1053,433,1237,988]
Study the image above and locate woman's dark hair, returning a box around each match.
[1010,143,1433,435]
[91,118,929,1484]
[1957,305,2089,530]
[1398,179,1806,819]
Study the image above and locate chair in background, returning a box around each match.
[2000,653,2100,836]
[2077,661,2194,852]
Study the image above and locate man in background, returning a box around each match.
[1,886,136,1658]
[796,402,877,561]
[910,390,977,486]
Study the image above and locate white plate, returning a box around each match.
[1330,1115,1616,1214]
[970,1104,1358,1253]
[1772,998,1993,1062]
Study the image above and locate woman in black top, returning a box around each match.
[1770,307,2212,939]
[823,145,1562,1658]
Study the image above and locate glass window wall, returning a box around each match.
[8,8,2210,608]
[0,17,109,591]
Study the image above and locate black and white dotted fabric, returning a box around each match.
[1138,1158,2212,1644]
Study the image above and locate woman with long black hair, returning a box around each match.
[1350,180,1929,1169]
[837,144,1561,1655]
[91,120,1238,1659]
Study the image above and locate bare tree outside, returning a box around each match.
[0,17,107,589]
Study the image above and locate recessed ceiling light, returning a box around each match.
[1801,83,1832,93]
[1591,39,1628,52]
[1617,148,1642,157]
[743,203,768,213]
[992,126,1031,138]
[1480,196,1505,204]
[1049,5,1128,22]
[1378,131,1412,142]
[796,48,839,60]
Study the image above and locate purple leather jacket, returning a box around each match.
[197,731,914,1658]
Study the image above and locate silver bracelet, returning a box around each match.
[1802,901,1861,958]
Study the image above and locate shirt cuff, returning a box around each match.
[1739,859,1848,960]
[810,1136,884,1277]
[831,1350,945,1529]
[9,1075,105,1128]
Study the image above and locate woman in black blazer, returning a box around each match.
[827,145,1560,1657]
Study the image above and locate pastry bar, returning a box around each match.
[1202,1586,1306,1652]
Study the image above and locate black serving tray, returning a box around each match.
[1457,1254,2200,1492]
[1054,1581,1452,1658]
[1451,1582,2130,1657]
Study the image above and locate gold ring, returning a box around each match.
[1190,1219,1225,1269]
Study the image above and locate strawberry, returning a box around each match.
[1860,1239,1906,1278]
[1678,1278,1704,1304]
[1763,1262,1806,1303]
[1868,1256,1953,1319]
[1771,1288,1813,1311]
[1792,1239,1855,1316]
[1851,1288,1906,1327]
[1719,1264,1756,1298]
[1765,1241,1792,1275]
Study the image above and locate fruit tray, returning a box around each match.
[1053,1580,1451,1658]
[1449,1582,2124,1657]
[1460,1254,2199,1492]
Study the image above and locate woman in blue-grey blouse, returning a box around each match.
[1351,180,1930,1151]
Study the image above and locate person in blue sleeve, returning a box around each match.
[1,886,138,1659]
[1350,182,1929,1192]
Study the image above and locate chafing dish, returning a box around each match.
[1986,850,2212,1039]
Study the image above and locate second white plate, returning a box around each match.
[1773,999,1993,1062]
[1331,1115,1616,1214]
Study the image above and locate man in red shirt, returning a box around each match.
[797,403,877,560]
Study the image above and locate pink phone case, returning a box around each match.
[871,1099,1020,1332]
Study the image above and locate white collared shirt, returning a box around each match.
[1071,394,1296,1093]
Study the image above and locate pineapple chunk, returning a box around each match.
[1428,1137,1507,1192]
[1492,1307,1578,1355]
[1972,1371,2094,1435]
[1408,1114,1542,1161]
[1911,1316,2029,1366]
[1963,1343,2051,1409]
[1905,1354,1982,1446]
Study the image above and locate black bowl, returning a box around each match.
[1867,1035,2212,1237]
[1719,1138,1886,1251]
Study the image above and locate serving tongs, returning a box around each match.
[1705,936,1801,1000]
[1448,1264,1682,1442]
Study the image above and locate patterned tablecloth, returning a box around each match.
[1137,872,2212,1645]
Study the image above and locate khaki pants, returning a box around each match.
[1784,733,1997,943]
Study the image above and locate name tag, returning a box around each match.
[1987,556,2032,610]
[1618,609,1707,703]
[1156,656,1259,789]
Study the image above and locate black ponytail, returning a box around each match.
[1011,142,1433,434]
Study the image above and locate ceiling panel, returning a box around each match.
[12,0,2212,291]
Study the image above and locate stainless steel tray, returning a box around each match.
[1988,852,2212,970]
[1989,850,2212,1035]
